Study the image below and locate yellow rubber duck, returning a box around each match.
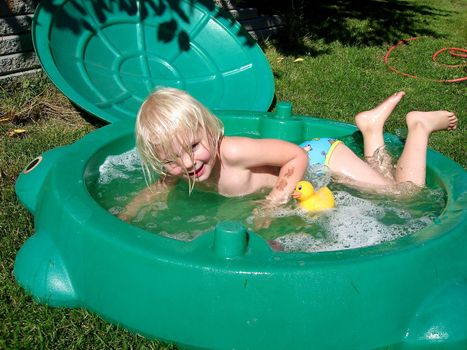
[292,181,335,212]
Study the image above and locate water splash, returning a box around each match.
[90,149,446,252]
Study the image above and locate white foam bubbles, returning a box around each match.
[304,163,332,189]
[275,190,436,253]
[98,149,141,185]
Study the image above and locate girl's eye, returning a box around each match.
[191,142,200,150]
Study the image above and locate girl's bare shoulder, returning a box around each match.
[219,136,286,167]
[220,136,260,160]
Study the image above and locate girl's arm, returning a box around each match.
[223,137,309,204]
[118,176,178,221]
[263,140,308,204]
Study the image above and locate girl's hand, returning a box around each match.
[252,199,279,230]
[117,177,177,222]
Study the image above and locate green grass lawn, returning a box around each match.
[1,0,465,348]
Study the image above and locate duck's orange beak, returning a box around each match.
[292,191,301,199]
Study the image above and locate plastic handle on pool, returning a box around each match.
[259,102,304,142]
[274,102,293,119]
[213,221,248,259]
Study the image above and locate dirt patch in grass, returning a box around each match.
[0,73,92,127]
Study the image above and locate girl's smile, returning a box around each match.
[187,162,205,178]
[162,133,217,183]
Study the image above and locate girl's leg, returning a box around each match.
[327,143,393,189]
[355,91,405,158]
[395,111,457,186]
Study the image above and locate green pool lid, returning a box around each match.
[32,0,275,123]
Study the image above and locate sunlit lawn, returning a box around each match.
[1,0,465,348]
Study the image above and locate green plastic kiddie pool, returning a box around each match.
[15,108,467,349]
[14,0,467,349]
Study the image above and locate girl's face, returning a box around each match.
[161,131,217,182]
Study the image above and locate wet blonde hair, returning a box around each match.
[136,87,224,186]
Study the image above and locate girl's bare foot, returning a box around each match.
[355,91,406,134]
[355,91,405,158]
[406,110,458,134]
[395,110,457,186]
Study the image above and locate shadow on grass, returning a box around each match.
[242,0,448,56]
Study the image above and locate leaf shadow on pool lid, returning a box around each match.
[37,0,256,54]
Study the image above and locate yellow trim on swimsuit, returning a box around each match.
[324,140,342,166]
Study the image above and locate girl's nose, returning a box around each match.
[180,153,194,169]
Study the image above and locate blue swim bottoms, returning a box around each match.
[299,138,342,166]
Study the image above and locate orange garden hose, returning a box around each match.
[384,37,467,83]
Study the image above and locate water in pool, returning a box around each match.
[87,148,445,252]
